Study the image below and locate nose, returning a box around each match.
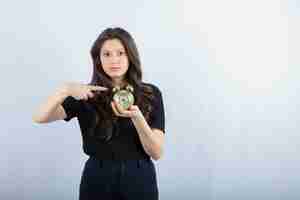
[110,53,121,63]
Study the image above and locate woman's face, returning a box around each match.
[100,38,129,82]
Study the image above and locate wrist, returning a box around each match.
[131,109,144,121]
[57,83,71,98]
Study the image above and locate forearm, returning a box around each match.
[131,115,163,160]
[32,84,69,123]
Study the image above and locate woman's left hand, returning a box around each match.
[111,101,143,119]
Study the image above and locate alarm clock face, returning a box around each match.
[113,89,134,110]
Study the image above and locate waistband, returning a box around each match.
[89,151,150,161]
[88,156,152,168]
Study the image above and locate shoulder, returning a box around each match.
[141,82,163,95]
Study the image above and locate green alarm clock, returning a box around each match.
[112,84,135,110]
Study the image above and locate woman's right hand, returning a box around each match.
[63,82,108,101]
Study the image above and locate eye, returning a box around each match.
[102,52,110,57]
[118,51,126,56]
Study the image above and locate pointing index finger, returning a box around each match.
[89,85,108,91]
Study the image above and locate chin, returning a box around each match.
[109,74,126,79]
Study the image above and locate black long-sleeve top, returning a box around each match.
[61,82,165,160]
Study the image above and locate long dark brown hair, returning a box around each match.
[86,27,154,141]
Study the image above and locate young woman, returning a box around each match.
[32,27,165,200]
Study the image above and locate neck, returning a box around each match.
[112,77,127,88]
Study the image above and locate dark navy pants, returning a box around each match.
[79,156,159,200]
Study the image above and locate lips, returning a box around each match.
[110,67,121,70]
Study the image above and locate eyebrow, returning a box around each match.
[101,48,126,52]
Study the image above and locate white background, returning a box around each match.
[1,0,299,199]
